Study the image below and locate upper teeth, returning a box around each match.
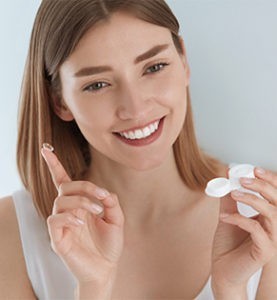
[119,120,160,140]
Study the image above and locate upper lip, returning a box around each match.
[114,117,164,133]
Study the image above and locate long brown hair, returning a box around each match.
[17,0,223,220]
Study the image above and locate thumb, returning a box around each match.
[219,193,239,215]
[219,166,239,215]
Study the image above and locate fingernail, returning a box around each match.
[74,218,85,225]
[90,203,104,214]
[220,213,230,219]
[95,188,110,199]
[42,143,54,152]
[256,167,265,175]
[240,177,253,185]
[232,190,244,197]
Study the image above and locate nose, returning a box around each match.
[116,82,153,121]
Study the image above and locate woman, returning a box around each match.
[1,0,277,299]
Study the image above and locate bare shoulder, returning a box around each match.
[217,161,229,178]
[0,196,37,299]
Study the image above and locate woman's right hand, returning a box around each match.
[41,146,124,286]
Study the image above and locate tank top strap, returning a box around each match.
[12,189,76,300]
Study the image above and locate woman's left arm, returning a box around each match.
[211,167,277,299]
[256,168,277,299]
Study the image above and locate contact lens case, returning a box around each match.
[205,163,263,199]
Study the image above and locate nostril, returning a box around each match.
[116,100,153,121]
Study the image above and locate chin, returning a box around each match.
[124,151,170,172]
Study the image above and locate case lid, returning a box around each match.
[205,177,231,197]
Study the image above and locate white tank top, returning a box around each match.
[12,189,262,299]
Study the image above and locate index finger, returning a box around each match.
[41,143,71,190]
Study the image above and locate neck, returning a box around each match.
[84,147,196,227]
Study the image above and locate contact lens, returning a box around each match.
[42,143,54,152]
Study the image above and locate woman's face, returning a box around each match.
[58,11,190,171]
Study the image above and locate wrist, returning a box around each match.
[75,267,117,300]
[212,280,248,300]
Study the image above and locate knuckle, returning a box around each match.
[267,210,275,221]
[110,193,119,206]
[79,196,89,206]
[53,196,63,210]
[79,181,92,193]
[257,179,267,190]
[258,180,268,189]
[270,209,277,220]
[266,243,276,259]
[243,193,256,205]
[74,207,85,216]
[56,173,69,188]
[121,211,125,223]
[266,170,277,188]
[50,240,60,254]
[246,193,256,202]
[50,241,56,252]
[252,220,261,231]
[111,193,118,201]
[64,213,73,223]
[46,215,54,227]
[58,182,67,195]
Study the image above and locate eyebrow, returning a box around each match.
[74,43,170,77]
[134,43,169,64]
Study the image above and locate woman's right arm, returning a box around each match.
[75,268,117,300]
[0,196,37,299]
[41,147,125,299]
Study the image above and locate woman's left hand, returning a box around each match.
[211,167,277,290]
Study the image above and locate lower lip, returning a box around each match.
[113,117,165,147]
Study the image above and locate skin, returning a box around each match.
[56,11,192,227]
[1,11,277,299]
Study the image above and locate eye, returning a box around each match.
[145,62,169,74]
[83,82,109,93]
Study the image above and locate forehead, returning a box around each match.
[65,11,174,65]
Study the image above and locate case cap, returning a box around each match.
[205,177,231,197]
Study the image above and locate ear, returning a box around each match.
[52,95,74,122]
[178,36,190,86]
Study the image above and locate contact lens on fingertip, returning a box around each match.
[42,143,54,152]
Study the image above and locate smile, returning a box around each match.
[118,119,160,140]
[113,117,165,147]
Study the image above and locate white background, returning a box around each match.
[0,0,276,197]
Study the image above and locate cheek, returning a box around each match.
[63,90,111,128]
[157,77,188,115]
[73,105,112,144]
[150,66,188,105]
[162,68,188,129]
[72,107,106,148]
